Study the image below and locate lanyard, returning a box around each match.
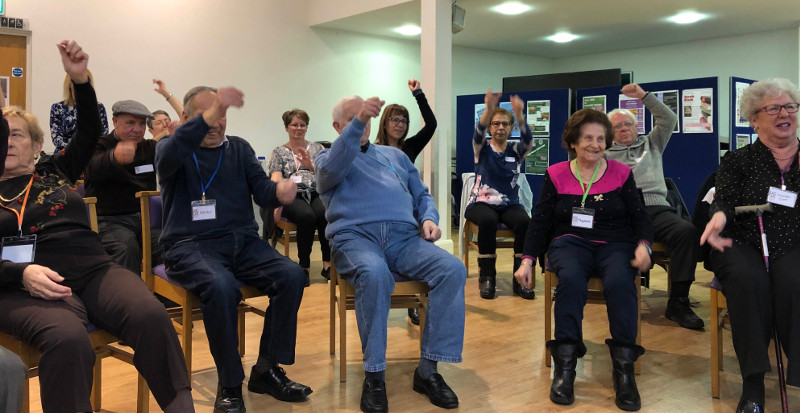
[0,175,36,236]
[779,152,797,190]
[366,146,408,192]
[192,149,224,202]
[573,160,600,208]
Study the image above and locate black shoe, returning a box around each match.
[479,276,496,299]
[360,378,388,413]
[412,368,459,409]
[321,267,330,281]
[665,297,704,330]
[247,366,312,402]
[214,385,246,413]
[607,340,644,412]
[408,308,420,325]
[547,340,582,405]
[512,277,536,300]
[735,399,764,413]
[302,269,310,287]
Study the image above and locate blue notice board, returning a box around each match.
[730,76,757,150]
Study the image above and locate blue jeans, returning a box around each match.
[162,232,305,387]
[331,221,466,372]
[548,236,639,345]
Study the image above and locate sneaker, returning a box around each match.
[665,297,704,330]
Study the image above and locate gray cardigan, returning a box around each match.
[605,93,679,207]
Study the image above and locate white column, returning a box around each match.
[421,0,453,252]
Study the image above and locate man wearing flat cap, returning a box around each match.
[85,100,160,272]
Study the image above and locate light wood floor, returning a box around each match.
[25,234,800,412]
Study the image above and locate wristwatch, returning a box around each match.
[638,242,652,256]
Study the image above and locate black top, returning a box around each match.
[85,132,157,215]
[710,138,800,260]
[400,91,437,163]
[0,81,109,289]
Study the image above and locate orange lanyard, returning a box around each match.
[0,175,36,236]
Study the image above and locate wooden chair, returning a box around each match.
[137,190,267,377]
[649,242,672,295]
[273,218,297,257]
[0,197,149,413]
[329,263,429,382]
[544,262,643,374]
[710,277,728,398]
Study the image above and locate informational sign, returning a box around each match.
[619,95,645,134]
[525,138,550,175]
[682,88,714,133]
[11,67,22,78]
[734,82,750,127]
[526,100,550,137]
[736,134,751,149]
[651,90,680,133]
[582,95,606,113]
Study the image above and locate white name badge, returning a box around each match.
[1,234,37,263]
[571,207,595,229]
[134,164,155,174]
[191,199,217,221]
[767,186,797,208]
[505,156,516,163]
[291,175,302,183]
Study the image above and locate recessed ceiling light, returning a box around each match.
[394,25,422,36]
[492,2,532,15]
[668,11,707,24]
[548,32,578,43]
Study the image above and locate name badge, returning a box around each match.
[291,175,302,183]
[505,156,516,163]
[134,164,155,174]
[1,234,37,263]
[571,207,595,229]
[191,199,217,221]
[767,186,797,208]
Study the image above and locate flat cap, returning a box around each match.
[112,100,153,119]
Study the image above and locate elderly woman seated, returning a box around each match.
[701,78,800,413]
[0,40,193,413]
[514,108,652,411]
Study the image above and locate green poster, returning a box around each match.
[525,138,550,175]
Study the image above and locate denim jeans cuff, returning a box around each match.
[420,353,462,364]
[363,362,388,372]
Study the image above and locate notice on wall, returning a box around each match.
[525,138,550,175]
[475,101,521,138]
[682,88,714,133]
[651,90,680,133]
[736,134,751,149]
[619,95,645,134]
[735,82,751,127]
[582,95,606,113]
[526,100,550,137]
[0,76,8,107]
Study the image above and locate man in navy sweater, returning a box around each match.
[155,86,311,413]
[316,95,466,413]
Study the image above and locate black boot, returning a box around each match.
[546,340,586,405]
[606,339,645,411]
[477,256,496,299]
[512,255,535,300]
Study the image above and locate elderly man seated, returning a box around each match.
[315,95,466,413]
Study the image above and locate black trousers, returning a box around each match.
[281,192,331,268]
[711,241,800,386]
[0,262,190,413]
[647,206,699,284]
[463,203,528,255]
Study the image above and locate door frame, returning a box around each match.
[0,27,32,110]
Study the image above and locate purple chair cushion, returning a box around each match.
[496,223,510,231]
[710,277,723,291]
[153,264,248,288]
[392,272,413,282]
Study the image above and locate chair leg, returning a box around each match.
[544,271,553,368]
[711,289,721,398]
[238,306,246,357]
[137,374,150,413]
[462,226,470,273]
[182,302,192,379]
[330,275,336,355]
[283,230,291,257]
[635,276,642,375]
[419,295,428,337]
[339,280,347,382]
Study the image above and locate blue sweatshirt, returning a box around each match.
[155,114,280,246]
[315,117,438,239]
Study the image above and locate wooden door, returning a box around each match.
[0,33,27,109]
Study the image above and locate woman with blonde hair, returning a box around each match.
[49,69,108,152]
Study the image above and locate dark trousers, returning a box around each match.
[548,236,639,345]
[463,203,529,254]
[647,206,699,284]
[282,192,331,268]
[97,213,164,272]
[162,232,305,387]
[711,242,800,385]
[0,264,189,413]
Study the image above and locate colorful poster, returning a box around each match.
[525,138,550,175]
[682,88,714,133]
[619,95,645,134]
[474,101,521,138]
[651,90,680,133]
[582,95,606,113]
[736,134,751,149]
[735,82,750,127]
[526,100,550,137]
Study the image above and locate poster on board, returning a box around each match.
[736,134,751,149]
[651,90,680,133]
[582,95,606,113]
[735,82,750,127]
[475,102,521,138]
[525,138,550,175]
[682,88,714,133]
[619,95,644,134]
[526,100,550,137]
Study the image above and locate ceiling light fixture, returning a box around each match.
[491,2,532,16]
[394,25,422,36]
[548,32,578,43]
[668,11,707,24]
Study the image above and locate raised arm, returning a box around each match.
[511,95,533,157]
[621,84,677,152]
[401,79,437,162]
[153,79,185,118]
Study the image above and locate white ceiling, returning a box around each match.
[312,0,800,58]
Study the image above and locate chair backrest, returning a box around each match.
[665,177,691,221]
[83,196,98,233]
[692,171,717,268]
[136,191,161,282]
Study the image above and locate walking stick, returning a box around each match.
[735,203,788,413]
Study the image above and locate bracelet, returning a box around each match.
[165,92,173,101]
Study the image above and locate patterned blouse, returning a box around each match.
[267,142,324,193]
[49,101,109,152]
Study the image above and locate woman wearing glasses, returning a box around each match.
[464,89,534,300]
[375,79,437,163]
[268,109,330,286]
[701,78,800,413]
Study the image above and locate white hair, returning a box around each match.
[740,78,800,123]
[332,95,362,123]
[607,108,636,124]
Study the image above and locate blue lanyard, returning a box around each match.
[366,146,408,192]
[192,149,224,201]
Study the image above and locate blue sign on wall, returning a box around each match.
[11,67,23,78]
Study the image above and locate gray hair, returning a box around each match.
[740,78,800,123]
[332,95,362,123]
[147,109,170,129]
[183,86,218,117]
[607,108,636,124]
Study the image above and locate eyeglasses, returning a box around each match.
[390,117,409,126]
[612,121,635,130]
[490,121,511,128]
[756,103,800,116]
[289,123,308,129]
